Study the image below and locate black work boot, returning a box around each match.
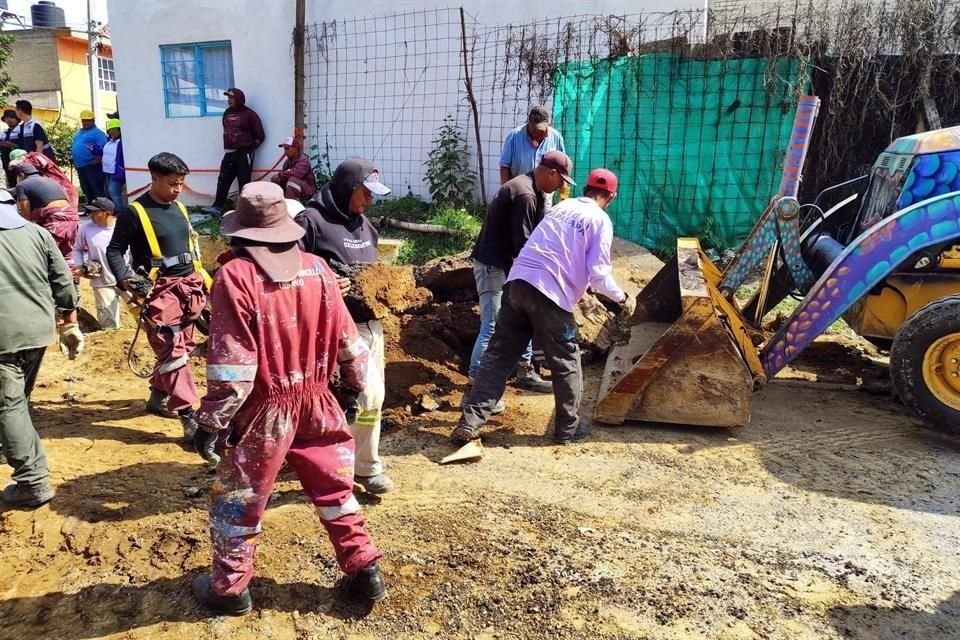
[179,408,199,442]
[192,575,252,616]
[553,418,591,445]
[341,564,387,603]
[514,362,552,393]
[145,388,175,418]
[2,481,55,508]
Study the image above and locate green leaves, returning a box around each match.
[424,114,477,207]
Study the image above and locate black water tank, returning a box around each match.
[31,1,66,29]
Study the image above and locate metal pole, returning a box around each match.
[86,0,101,123]
[294,0,306,131]
[459,7,486,204]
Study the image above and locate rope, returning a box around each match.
[127,306,158,379]
[125,152,288,200]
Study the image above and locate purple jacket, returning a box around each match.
[222,89,265,151]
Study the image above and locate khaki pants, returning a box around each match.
[351,320,385,477]
[92,286,121,330]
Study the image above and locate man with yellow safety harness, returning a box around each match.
[106,152,211,441]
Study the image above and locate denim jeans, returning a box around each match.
[104,177,126,210]
[469,260,532,378]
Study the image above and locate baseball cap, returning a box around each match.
[80,109,95,120]
[224,88,237,96]
[586,168,618,195]
[528,105,551,132]
[362,170,391,196]
[285,198,305,219]
[540,150,575,186]
[278,136,298,148]
[81,197,115,215]
[0,189,24,230]
[16,163,37,176]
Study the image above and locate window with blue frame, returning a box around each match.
[160,41,234,118]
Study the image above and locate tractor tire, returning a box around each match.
[890,295,960,435]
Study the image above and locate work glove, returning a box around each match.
[79,260,102,279]
[193,424,222,465]
[334,387,361,424]
[620,293,637,318]
[123,274,154,299]
[59,323,85,360]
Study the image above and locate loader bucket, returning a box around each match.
[595,239,761,428]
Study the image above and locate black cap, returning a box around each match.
[81,197,115,214]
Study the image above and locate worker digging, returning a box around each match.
[4,10,960,633]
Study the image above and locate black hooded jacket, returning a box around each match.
[295,157,379,275]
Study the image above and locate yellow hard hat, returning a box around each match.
[80,109,95,120]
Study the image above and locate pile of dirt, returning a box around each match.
[345,263,433,320]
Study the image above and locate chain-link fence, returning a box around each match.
[303,0,960,251]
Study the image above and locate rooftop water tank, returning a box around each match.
[31,1,66,29]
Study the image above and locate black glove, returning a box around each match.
[193,428,221,465]
[335,388,360,424]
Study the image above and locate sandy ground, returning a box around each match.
[1,296,959,639]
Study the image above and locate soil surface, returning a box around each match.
[1,281,959,640]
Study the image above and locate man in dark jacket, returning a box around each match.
[206,88,264,215]
[295,157,394,494]
[469,151,573,395]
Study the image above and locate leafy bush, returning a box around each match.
[366,192,431,221]
[393,205,481,265]
[424,114,476,207]
[310,137,334,187]
[47,119,78,172]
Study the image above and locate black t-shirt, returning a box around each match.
[15,175,67,209]
[106,193,194,280]
[471,172,545,271]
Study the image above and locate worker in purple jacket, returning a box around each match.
[206,88,264,215]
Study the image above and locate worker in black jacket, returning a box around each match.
[296,157,393,495]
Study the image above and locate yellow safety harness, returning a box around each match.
[129,200,212,289]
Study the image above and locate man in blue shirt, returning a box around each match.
[71,110,108,201]
[499,106,566,185]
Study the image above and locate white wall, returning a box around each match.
[108,0,704,205]
[107,0,295,204]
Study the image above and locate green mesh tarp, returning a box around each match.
[552,53,808,251]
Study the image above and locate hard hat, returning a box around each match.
[106,118,121,130]
[80,109,95,120]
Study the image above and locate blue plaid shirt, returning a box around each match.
[499,125,566,179]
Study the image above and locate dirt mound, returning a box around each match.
[345,264,433,320]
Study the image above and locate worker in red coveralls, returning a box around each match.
[191,182,386,616]
[271,136,316,200]
[105,152,208,440]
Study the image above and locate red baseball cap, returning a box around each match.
[586,168,618,194]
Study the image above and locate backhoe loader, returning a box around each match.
[596,97,960,435]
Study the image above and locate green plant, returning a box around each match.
[47,119,78,172]
[391,204,481,265]
[366,192,431,221]
[0,32,18,104]
[424,114,476,207]
[310,137,334,187]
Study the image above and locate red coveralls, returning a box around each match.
[28,203,78,269]
[196,250,382,597]
[145,272,206,412]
